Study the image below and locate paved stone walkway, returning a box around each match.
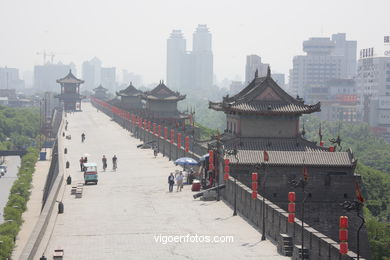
[36,103,287,260]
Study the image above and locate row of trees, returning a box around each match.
[303,115,390,259]
[0,106,40,259]
[183,97,390,259]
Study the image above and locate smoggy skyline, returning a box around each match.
[0,0,389,84]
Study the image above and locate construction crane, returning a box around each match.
[36,51,66,64]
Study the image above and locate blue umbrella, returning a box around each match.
[175,157,199,166]
[199,153,209,162]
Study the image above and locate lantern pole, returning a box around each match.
[289,168,308,259]
[340,200,364,259]
[261,162,266,241]
[233,150,238,216]
[225,148,238,216]
[356,209,365,260]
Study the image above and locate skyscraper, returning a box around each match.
[192,25,213,91]
[245,55,269,84]
[0,67,25,89]
[290,33,357,102]
[82,57,102,90]
[166,30,186,91]
[101,67,117,91]
[356,54,390,141]
[166,25,213,93]
[34,63,72,92]
[332,33,357,79]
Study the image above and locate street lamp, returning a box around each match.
[340,200,365,260]
[261,162,267,241]
[289,172,308,260]
[225,148,238,216]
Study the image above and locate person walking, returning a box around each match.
[112,155,118,171]
[79,157,84,171]
[176,172,184,192]
[168,173,175,192]
[102,155,107,171]
[81,133,86,142]
[153,147,158,158]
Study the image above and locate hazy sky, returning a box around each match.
[0,0,389,84]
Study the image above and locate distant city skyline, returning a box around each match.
[0,0,389,85]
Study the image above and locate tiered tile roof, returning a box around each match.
[209,68,320,115]
[116,82,142,97]
[56,70,84,84]
[142,81,185,101]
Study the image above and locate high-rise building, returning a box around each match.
[271,73,285,88]
[122,70,143,87]
[82,57,102,90]
[166,25,213,93]
[245,55,269,84]
[166,30,186,91]
[332,33,357,79]
[101,67,117,91]
[0,67,25,89]
[356,55,390,141]
[34,63,72,92]
[290,34,357,102]
[191,25,213,91]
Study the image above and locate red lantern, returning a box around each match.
[185,136,189,152]
[148,121,151,132]
[251,172,258,182]
[209,150,214,164]
[339,229,348,241]
[320,141,324,147]
[153,123,156,134]
[224,159,230,166]
[177,133,182,149]
[339,242,348,255]
[252,182,258,191]
[158,125,161,137]
[339,216,348,229]
[329,146,335,152]
[252,191,257,199]
[170,130,174,144]
[224,159,230,172]
[288,203,295,213]
[164,127,168,139]
[288,192,296,202]
[288,213,295,223]
[223,173,229,181]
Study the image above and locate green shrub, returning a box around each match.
[0,147,39,258]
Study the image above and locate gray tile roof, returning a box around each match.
[222,137,355,167]
[56,70,84,84]
[116,82,142,97]
[142,82,185,101]
[209,72,320,115]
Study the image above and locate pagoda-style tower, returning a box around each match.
[209,67,370,258]
[116,82,143,111]
[141,81,188,125]
[93,84,108,100]
[56,70,84,111]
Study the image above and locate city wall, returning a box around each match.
[91,98,367,260]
